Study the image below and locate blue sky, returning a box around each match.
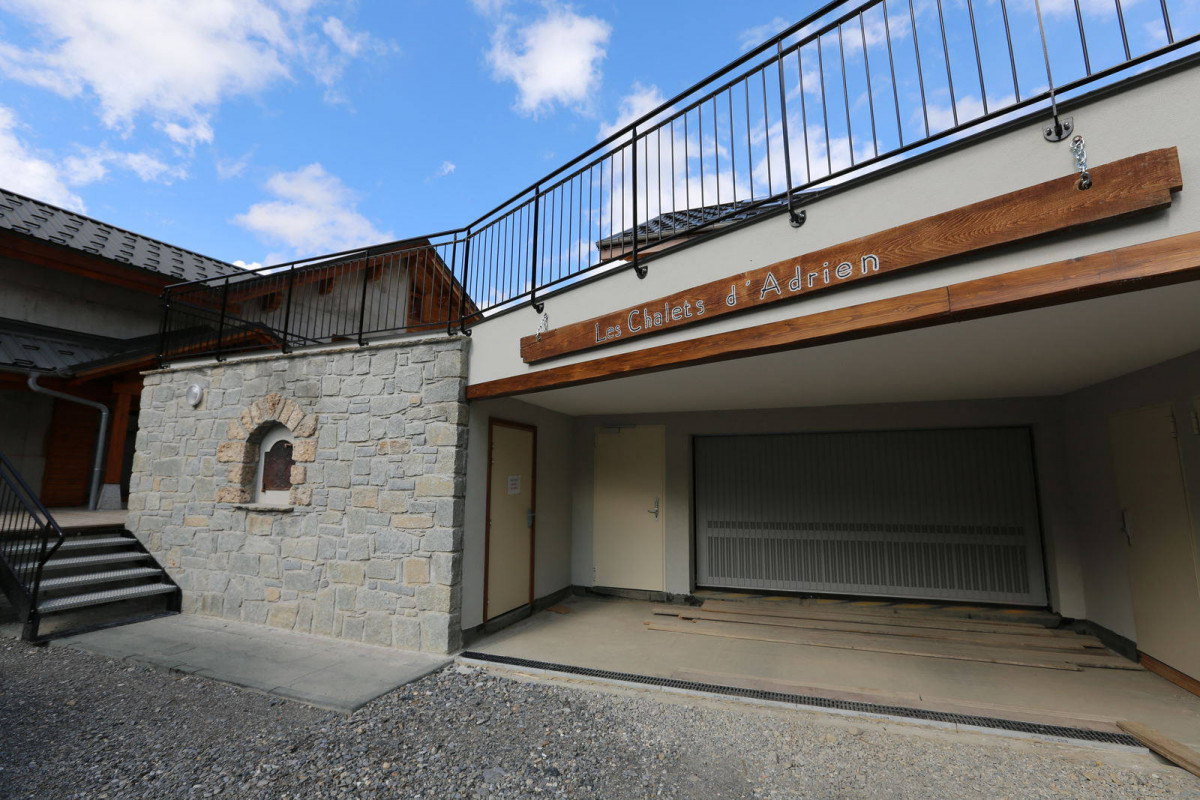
[0,0,818,268]
[0,0,1193,273]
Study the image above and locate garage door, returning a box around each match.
[694,428,1047,605]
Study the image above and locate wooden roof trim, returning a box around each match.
[466,229,1200,400]
[0,232,169,295]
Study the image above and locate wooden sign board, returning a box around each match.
[520,148,1182,363]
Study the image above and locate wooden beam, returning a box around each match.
[467,230,1200,400]
[103,392,132,484]
[470,289,950,399]
[520,147,1183,363]
[1140,652,1200,698]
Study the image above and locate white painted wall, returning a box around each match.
[1061,348,1200,641]
[568,398,1084,618]
[468,66,1200,386]
[462,397,575,629]
[0,258,161,339]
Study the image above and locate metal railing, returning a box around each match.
[160,233,474,362]
[162,0,1200,362]
[0,452,65,632]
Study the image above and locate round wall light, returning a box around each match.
[185,383,204,408]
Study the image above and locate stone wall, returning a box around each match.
[127,336,469,653]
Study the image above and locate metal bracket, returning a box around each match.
[788,208,807,228]
[531,297,544,313]
[634,261,648,279]
[1043,115,1074,142]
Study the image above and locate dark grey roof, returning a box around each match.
[596,198,790,249]
[0,187,243,283]
[0,319,127,373]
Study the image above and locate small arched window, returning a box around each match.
[255,425,295,505]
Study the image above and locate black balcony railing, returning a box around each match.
[0,452,65,637]
[161,0,1200,363]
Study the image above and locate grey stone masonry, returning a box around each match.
[127,336,469,654]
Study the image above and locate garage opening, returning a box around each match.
[693,427,1048,606]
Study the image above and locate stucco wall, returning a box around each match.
[0,390,54,495]
[1062,348,1200,642]
[0,258,161,339]
[127,336,469,653]
[467,66,1200,386]
[568,397,1083,618]
[462,397,574,629]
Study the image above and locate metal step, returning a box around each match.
[37,583,177,614]
[58,535,134,549]
[39,567,163,592]
[41,552,151,570]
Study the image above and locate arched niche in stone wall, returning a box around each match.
[215,392,317,506]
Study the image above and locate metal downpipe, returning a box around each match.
[26,373,110,511]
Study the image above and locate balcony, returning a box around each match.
[161,0,1200,364]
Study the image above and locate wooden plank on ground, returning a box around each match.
[645,619,1085,671]
[705,599,1051,629]
[1117,721,1200,778]
[673,609,1103,652]
[699,600,1067,637]
[649,618,1137,670]
[672,668,1123,732]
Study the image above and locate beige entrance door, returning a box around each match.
[1109,403,1200,679]
[593,425,665,591]
[486,420,536,620]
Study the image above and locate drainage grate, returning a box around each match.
[460,651,1141,748]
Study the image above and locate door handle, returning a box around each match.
[648,497,660,520]
[527,510,535,528]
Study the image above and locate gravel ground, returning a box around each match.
[1,639,1197,799]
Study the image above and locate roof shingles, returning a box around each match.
[0,187,242,284]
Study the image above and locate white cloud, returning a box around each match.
[434,160,456,178]
[485,5,612,116]
[1036,0,1143,15]
[0,0,387,147]
[598,82,666,141]
[309,15,390,97]
[471,0,509,15]
[233,259,264,271]
[234,163,392,258]
[322,17,367,56]
[216,150,255,180]
[739,17,790,51]
[0,106,84,210]
[62,146,187,185]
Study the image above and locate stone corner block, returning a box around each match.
[217,441,255,464]
[292,439,317,462]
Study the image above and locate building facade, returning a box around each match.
[4,3,1196,697]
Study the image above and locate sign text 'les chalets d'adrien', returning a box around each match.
[519,147,1182,364]
[592,254,881,344]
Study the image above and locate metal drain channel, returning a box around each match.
[460,651,1141,748]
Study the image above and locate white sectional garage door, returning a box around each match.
[694,428,1047,605]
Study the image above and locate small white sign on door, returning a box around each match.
[506,474,521,495]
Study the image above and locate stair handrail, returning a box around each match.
[0,451,66,608]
